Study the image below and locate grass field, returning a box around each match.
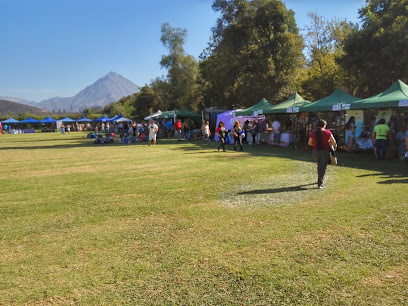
[0,132,407,305]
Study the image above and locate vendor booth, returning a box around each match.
[264,93,311,146]
[1,117,21,134]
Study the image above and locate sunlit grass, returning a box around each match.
[0,132,407,304]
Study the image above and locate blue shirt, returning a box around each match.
[167,121,172,131]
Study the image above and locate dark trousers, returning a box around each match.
[313,150,330,186]
[234,137,243,151]
[375,139,387,160]
[218,139,225,151]
[252,134,257,145]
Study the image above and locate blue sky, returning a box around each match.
[0,0,365,102]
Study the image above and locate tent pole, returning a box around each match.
[339,103,343,147]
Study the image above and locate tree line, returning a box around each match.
[99,0,408,119]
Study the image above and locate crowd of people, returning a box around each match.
[88,118,206,145]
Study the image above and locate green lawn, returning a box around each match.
[0,133,407,305]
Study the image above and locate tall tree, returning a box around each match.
[297,13,356,101]
[200,0,304,108]
[159,23,201,111]
[133,85,161,118]
[340,0,408,97]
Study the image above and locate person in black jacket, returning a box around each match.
[233,120,244,152]
[216,121,228,152]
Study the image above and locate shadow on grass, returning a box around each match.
[237,183,316,195]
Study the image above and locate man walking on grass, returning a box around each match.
[175,119,182,142]
[148,120,159,146]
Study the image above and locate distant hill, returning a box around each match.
[0,99,46,115]
[2,72,140,112]
[0,96,38,107]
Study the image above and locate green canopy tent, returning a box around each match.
[264,93,311,114]
[235,98,273,116]
[156,110,176,119]
[262,93,311,146]
[301,89,359,113]
[350,80,408,110]
[235,98,272,116]
[155,109,201,119]
[176,109,201,118]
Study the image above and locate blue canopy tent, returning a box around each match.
[40,117,57,124]
[115,117,132,123]
[109,115,123,122]
[94,115,110,122]
[1,117,21,124]
[76,116,93,122]
[21,117,40,123]
[1,117,21,132]
[60,116,76,123]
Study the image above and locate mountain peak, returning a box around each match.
[104,71,121,79]
[2,72,140,112]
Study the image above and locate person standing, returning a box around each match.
[60,123,65,135]
[345,116,356,152]
[372,118,390,160]
[233,120,244,151]
[175,119,182,142]
[183,120,190,141]
[250,120,258,146]
[308,119,337,189]
[201,121,211,144]
[216,121,228,152]
[148,120,159,146]
[272,118,281,145]
[166,119,173,138]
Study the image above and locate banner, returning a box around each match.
[332,104,351,111]
[375,109,393,124]
[346,109,364,141]
[399,99,408,107]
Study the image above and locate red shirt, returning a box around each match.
[175,121,182,131]
[310,129,332,150]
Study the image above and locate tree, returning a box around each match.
[200,0,304,108]
[296,13,356,100]
[340,0,408,97]
[133,85,161,118]
[159,23,201,111]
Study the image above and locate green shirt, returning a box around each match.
[373,124,390,140]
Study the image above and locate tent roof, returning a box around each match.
[109,115,123,122]
[21,117,40,123]
[76,116,93,122]
[235,98,273,116]
[115,117,132,122]
[264,93,311,114]
[40,117,56,123]
[1,117,21,124]
[60,116,76,123]
[156,110,176,119]
[153,109,200,119]
[351,80,408,109]
[301,89,359,112]
[176,109,201,118]
[94,115,111,122]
